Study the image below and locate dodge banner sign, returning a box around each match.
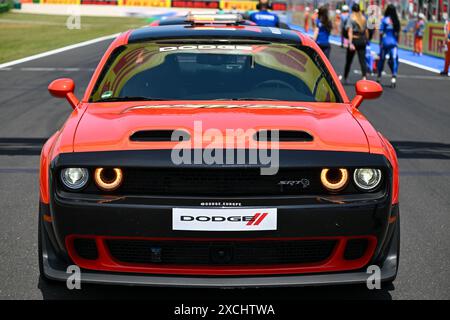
[172,208,278,231]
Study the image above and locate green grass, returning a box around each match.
[0,12,147,64]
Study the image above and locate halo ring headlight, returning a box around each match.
[60,168,89,190]
[353,168,382,191]
[320,168,349,192]
[94,168,123,191]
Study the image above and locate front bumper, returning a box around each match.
[42,149,398,286]
[41,212,399,287]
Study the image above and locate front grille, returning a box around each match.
[344,239,369,260]
[106,239,337,266]
[73,238,98,260]
[116,168,323,197]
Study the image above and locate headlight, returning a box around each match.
[94,168,123,191]
[353,168,382,191]
[60,168,89,190]
[320,168,349,192]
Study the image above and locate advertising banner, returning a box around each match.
[425,22,447,57]
[40,0,81,4]
[219,0,256,11]
[118,0,171,7]
[171,0,219,9]
[80,0,118,5]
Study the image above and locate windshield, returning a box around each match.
[90,42,340,103]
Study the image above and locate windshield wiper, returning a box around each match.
[96,96,168,102]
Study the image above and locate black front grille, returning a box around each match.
[73,238,98,260]
[106,239,337,266]
[118,168,323,197]
[344,239,369,260]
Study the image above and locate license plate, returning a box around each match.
[172,208,277,231]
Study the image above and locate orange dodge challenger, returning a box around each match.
[39,20,400,287]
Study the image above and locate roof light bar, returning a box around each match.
[186,13,244,25]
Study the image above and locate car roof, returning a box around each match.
[128,25,303,45]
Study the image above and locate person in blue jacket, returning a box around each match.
[313,6,332,58]
[249,1,280,27]
[377,4,400,87]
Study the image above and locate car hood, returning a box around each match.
[73,101,369,153]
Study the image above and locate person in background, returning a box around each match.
[342,3,368,83]
[313,6,332,59]
[334,9,341,35]
[414,13,425,56]
[377,4,400,87]
[304,7,311,33]
[340,5,350,47]
[365,41,376,75]
[249,1,280,27]
[367,8,377,41]
[440,13,450,76]
[311,8,319,29]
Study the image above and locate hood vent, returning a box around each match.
[130,130,190,142]
[254,130,313,142]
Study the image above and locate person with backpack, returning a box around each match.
[313,6,332,59]
[377,4,401,87]
[341,3,368,83]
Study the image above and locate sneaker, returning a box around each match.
[376,76,381,83]
[391,76,397,88]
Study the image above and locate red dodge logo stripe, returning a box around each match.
[247,212,268,226]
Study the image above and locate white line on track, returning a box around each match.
[0,67,95,72]
[0,33,120,70]
[0,26,443,74]
[328,38,442,74]
[352,69,449,80]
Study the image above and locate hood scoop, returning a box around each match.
[254,130,313,142]
[130,130,190,142]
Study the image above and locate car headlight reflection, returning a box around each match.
[61,168,89,190]
[94,168,123,191]
[353,168,382,191]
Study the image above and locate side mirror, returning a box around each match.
[351,80,383,108]
[48,78,79,109]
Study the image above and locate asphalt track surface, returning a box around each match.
[0,38,449,300]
